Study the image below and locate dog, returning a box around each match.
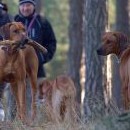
[38,75,76,122]
[97,32,130,110]
[0,22,47,122]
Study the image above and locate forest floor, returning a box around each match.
[0,108,130,130]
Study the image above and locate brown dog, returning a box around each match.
[0,22,47,121]
[38,75,76,122]
[97,32,130,110]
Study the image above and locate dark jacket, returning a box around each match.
[0,13,11,40]
[0,13,11,99]
[14,14,57,77]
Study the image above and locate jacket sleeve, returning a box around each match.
[40,18,57,64]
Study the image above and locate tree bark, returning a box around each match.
[68,0,83,104]
[83,0,107,120]
[116,0,130,35]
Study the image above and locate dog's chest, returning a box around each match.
[0,60,18,83]
[52,89,63,108]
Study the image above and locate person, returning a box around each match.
[0,2,11,31]
[7,0,57,119]
[0,2,11,121]
[15,0,56,79]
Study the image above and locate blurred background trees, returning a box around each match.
[68,0,83,104]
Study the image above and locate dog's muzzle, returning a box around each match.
[97,48,103,55]
[97,48,107,56]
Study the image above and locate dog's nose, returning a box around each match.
[97,49,102,55]
[22,32,26,37]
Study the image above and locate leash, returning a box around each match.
[27,13,37,36]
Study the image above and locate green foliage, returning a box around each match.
[42,0,69,78]
[45,43,69,79]
[108,0,116,25]
[43,0,69,78]
[43,0,69,44]
[4,0,18,15]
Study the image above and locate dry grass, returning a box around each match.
[0,116,130,130]
[0,96,130,130]
[0,103,130,130]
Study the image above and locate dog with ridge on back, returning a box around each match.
[97,32,130,110]
[0,22,47,122]
[38,75,77,122]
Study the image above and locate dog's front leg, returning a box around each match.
[122,86,129,110]
[10,83,20,119]
[17,80,26,121]
[29,74,37,121]
[52,90,63,122]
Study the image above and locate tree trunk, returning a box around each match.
[83,0,107,120]
[68,0,83,104]
[116,0,130,35]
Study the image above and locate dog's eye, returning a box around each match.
[107,40,111,44]
[13,30,19,33]
[22,29,26,32]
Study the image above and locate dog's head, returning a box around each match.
[38,79,53,103]
[0,22,47,53]
[0,22,26,42]
[97,32,128,57]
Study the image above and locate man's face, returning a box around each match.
[19,2,35,17]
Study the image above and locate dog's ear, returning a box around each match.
[102,32,113,41]
[113,32,128,43]
[0,23,12,40]
[40,80,52,93]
